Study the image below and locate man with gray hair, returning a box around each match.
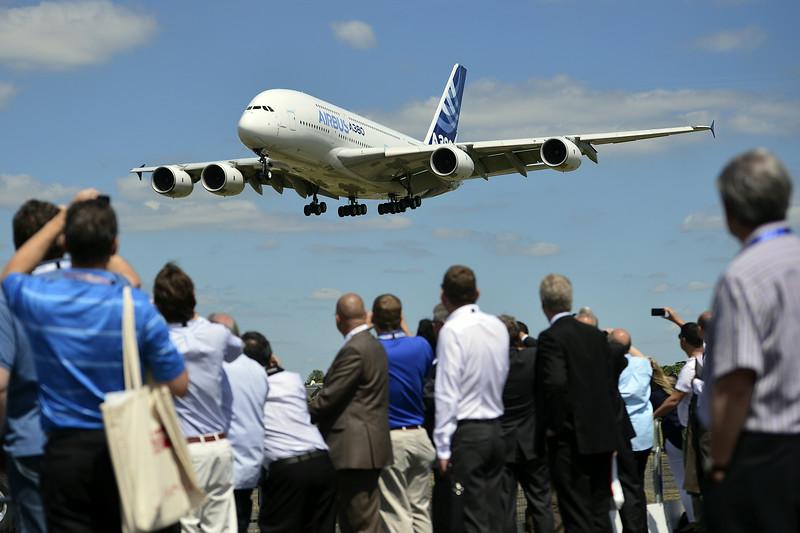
[575,307,598,328]
[702,149,800,533]
[535,274,619,533]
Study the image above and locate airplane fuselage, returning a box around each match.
[236,89,435,199]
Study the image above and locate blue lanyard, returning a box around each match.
[745,227,791,248]
[377,330,406,340]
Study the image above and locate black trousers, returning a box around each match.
[706,432,800,533]
[258,452,337,533]
[336,468,382,533]
[41,429,179,533]
[616,440,649,533]
[547,434,612,533]
[438,419,505,533]
[234,488,254,533]
[500,457,555,533]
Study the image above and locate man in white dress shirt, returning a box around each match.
[212,317,270,533]
[434,265,510,533]
[153,264,243,533]
[256,331,337,533]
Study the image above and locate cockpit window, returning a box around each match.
[246,106,252,110]
[267,106,274,112]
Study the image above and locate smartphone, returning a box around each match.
[651,308,666,317]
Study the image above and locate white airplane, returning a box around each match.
[132,64,714,218]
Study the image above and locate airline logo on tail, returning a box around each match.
[425,64,467,145]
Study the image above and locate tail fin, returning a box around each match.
[424,64,467,145]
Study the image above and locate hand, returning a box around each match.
[438,458,449,474]
[710,465,727,484]
[72,188,101,204]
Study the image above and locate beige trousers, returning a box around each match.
[378,428,436,533]
[181,438,237,533]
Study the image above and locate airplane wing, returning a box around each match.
[130,158,340,199]
[335,123,713,180]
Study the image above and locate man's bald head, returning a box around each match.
[697,311,712,337]
[335,293,367,334]
[208,312,240,337]
[608,328,632,352]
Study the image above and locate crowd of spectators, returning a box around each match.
[0,146,796,533]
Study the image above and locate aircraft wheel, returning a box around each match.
[303,205,311,217]
[377,204,385,215]
[360,204,367,215]
[338,206,345,217]
[415,196,422,208]
[320,202,327,214]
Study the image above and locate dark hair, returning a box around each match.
[517,321,529,335]
[372,294,402,331]
[441,265,478,307]
[241,331,272,368]
[13,200,63,260]
[153,262,196,324]
[679,322,704,349]
[64,199,118,265]
[416,318,436,351]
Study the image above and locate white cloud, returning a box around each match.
[432,227,560,257]
[683,204,800,231]
[310,288,342,301]
[695,26,766,53]
[0,174,77,208]
[366,75,800,143]
[650,281,713,294]
[0,82,15,108]
[0,1,156,70]
[651,283,670,294]
[686,281,712,291]
[330,20,376,50]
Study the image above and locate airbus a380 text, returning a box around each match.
[132,64,714,218]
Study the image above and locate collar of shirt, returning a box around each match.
[550,311,572,325]
[376,329,406,340]
[55,268,122,286]
[342,323,370,345]
[446,303,479,322]
[743,221,791,248]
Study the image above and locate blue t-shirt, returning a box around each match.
[2,269,185,431]
[378,332,434,429]
[0,292,46,457]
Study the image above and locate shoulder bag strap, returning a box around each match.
[122,286,143,390]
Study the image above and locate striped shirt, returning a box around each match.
[702,222,800,433]
[2,270,185,431]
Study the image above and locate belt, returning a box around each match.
[457,418,500,426]
[391,425,423,431]
[272,450,327,467]
[186,432,226,444]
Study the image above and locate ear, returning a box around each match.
[474,288,480,302]
[111,237,119,256]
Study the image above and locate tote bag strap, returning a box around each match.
[122,286,143,390]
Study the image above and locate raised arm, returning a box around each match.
[107,255,142,288]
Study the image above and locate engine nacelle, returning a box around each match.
[151,166,193,198]
[201,163,245,196]
[429,145,475,181]
[540,137,582,172]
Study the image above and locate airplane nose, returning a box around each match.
[237,113,264,149]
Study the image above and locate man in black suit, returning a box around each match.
[535,274,619,533]
[498,315,554,533]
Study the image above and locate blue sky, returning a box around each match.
[1,0,798,377]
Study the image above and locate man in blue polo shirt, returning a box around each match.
[1,189,188,533]
[372,294,435,533]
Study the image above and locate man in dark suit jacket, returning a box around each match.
[498,315,555,533]
[535,274,619,533]
[309,293,392,533]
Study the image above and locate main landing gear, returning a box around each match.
[303,193,326,217]
[338,197,367,217]
[377,195,422,215]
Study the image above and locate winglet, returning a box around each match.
[135,164,145,180]
[709,120,716,139]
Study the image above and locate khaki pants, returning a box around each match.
[379,428,436,533]
[181,438,237,533]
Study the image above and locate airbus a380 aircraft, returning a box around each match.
[132,64,714,218]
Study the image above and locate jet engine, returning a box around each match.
[201,163,245,196]
[540,137,582,172]
[429,145,475,181]
[151,166,193,198]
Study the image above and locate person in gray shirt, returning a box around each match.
[701,149,800,533]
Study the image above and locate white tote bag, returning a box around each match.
[101,286,205,532]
